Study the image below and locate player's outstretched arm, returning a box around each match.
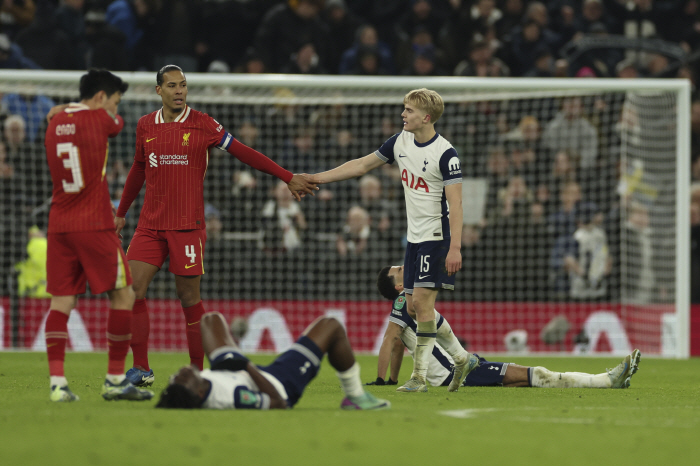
[286,173,318,201]
[367,322,402,385]
[444,183,463,276]
[310,153,385,185]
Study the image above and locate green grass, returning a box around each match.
[1,352,699,466]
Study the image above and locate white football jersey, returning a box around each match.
[200,368,288,410]
[375,131,462,243]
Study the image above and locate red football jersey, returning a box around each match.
[132,106,225,230]
[45,104,124,233]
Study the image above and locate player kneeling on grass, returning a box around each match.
[156,312,390,410]
[372,265,641,389]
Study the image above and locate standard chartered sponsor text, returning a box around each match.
[159,154,189,165]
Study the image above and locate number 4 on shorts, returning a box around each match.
[185,245,196,263]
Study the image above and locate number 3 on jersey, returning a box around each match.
[57,142,84,193]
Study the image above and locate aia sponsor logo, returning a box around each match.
[401,169,429,192]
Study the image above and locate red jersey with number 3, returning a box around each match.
[45,103,124,233]
[134,105,226,230]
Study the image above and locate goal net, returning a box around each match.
[0,71,690,357]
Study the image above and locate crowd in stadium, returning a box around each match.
[1,0,699,303]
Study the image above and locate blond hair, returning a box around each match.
[403,88,444,124]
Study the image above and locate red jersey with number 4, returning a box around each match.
[45,103,124,233]
[133,106,226,230]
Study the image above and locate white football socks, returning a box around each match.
[436,319,468,365]
[413,320,437,381]
[105,374,126,385]
[337,362,364,398]
[50,376,68,388]
[530,367,611,388]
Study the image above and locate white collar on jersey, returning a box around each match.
[64,103,90,113]
[155,105,191,124]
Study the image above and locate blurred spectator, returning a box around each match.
[547,180,583,239]
[505,19,551,76]
[443,0,501,66]
[14,7,76,69]
[620,201,656,303]
[343,0,406,44]
[575,0,616,35]
[483,145,511,213]
[1,91,55,142]
[396,26,447,75]
[394,0,446,48]
[0,32,40,69]
[495,175,533,221]
[0,139,12,179]
[253,0,331,73]
[541,96,599,170]
[259,180,307,255]
[345,44,390,75]
[356,174,396,237]
[551,202,610,300]
[84,9,129,70]
[523,45,554,77]
[14,224,50,298]
[402,43,446,76]
[339,24,395,74]
[55,0,87,69]
[546,150,578,203]
[523,1,566,52]
[281,42,327,74]
[453,39,510,77]
[496,0,524,40]
[0,0,36,39]
[234,47,267,74]
[692,101,700,160]
[150,0,203,72]
[615,57,639,78]
[281,126,318,173]
[691,199,700,303]
[3,113,50,204]
[323,0,363,74]
[336,205,371,257]
[106,0,162,70]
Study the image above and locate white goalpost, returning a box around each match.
[0,71,690,357]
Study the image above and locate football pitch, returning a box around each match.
[1,352,698,466]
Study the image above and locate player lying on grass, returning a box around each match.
[156,312,390,410]
[372,265,641,389]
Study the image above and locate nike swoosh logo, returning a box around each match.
[185,264,197,269]
[146,137,157,142]
[418,275,429,279]
[398,154,406,158]
[187,321,200,326]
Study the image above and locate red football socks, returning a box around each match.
[183,301,205,370]
[45,310,69,377]
[130,298,150,371]
[106,309,132,376]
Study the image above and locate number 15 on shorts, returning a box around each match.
[421,255,430,272]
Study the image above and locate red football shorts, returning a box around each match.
[126,227,207,276]
[47,230,132,296]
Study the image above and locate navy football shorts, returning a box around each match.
[259,336,323,407]
[403,238,455,294]
[441,355,509,387]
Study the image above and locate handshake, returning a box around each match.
[365,377,398,386]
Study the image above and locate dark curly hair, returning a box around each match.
[155,384,203,409]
